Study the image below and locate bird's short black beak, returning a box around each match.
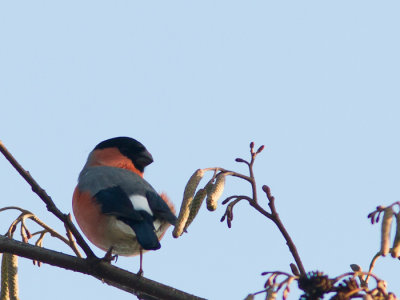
[136,149,154,168]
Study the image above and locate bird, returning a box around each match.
[72,137,177,274]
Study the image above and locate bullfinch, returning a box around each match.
[72,137,177,274]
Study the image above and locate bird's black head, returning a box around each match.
[94,137,153,173]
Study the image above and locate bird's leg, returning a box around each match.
[137,249,144,276]
[102,246,118,263]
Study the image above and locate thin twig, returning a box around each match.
[222,195,252,205]
[366,252,382,283]
[218,144,306,276]
[0,141,94,258]
[262,271,292,277]
[1,206,81,257]
[202,167,253,183]
[248,147,258,204]
[64,214,82,257]
[261,185,306,276]
[334,271,382,285]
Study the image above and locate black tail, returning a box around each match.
[120,214,161,250]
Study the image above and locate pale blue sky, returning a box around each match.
[1,1,400,299]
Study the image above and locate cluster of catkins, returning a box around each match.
[173,169,226,238]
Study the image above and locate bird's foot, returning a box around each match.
[102,247,118,263]
[137,268,144,277]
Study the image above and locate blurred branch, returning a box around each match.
[0,236,205,300]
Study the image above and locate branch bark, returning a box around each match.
[0,235,205,300]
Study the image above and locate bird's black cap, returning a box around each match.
[94,137,153,172]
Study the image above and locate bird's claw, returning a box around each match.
[102,247,118,263]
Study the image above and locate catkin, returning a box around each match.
[173,169,204,238]
[381,207,394,256]
[1,253,10,300]
[391,213,400,257]
[206,174,226,211]
[7,254,18,300]
[184,188,208,231]
[1,253,19,300]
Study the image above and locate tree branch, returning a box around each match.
[0,141,95,258]
[261,185,306,276]
[0,235,205,300]
[223,143,306,276]
[202,167,253,183]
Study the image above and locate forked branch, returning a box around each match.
[174,142,306,276]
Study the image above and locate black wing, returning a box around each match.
[95,186,160,250]
[146,191,177,225]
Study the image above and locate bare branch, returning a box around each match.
[202,167,253,184]
[261,185,306,276]
[0,235,205,300]
[220,198,242,228]
[1,206,78,255]
[206,143,306,276]
[247,145,258,204]
[365,252,382,284]
[0,141,94,258]
[221,195,252,205]
[64,214,82,257]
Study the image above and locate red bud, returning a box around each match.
[256,145,265,154]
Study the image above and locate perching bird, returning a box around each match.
[72,137,177,274]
